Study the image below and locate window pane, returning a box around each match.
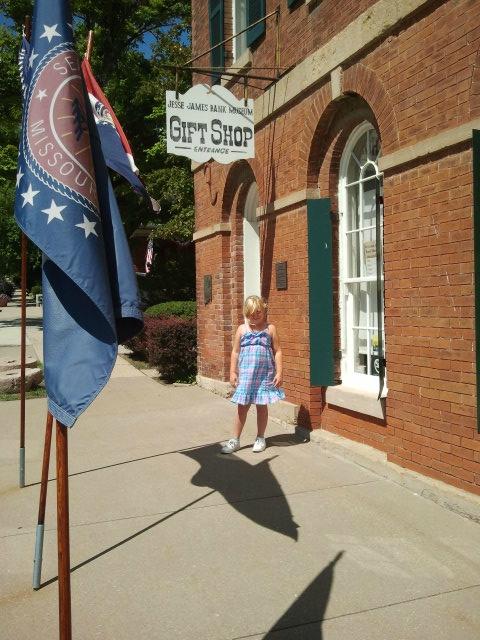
[362,229,376,278]
[370,330,380,376]
[362,177,376,226]
[353,132,368,166]
[235,0,247,58]
[347,232,360,278]
[367,128,380,162]
[347,154,360,183]
[347,184,360,230]
[353,329,368,374]
[352,282,368,329]
[368,282,378,329]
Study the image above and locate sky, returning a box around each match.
[1,12,190,59]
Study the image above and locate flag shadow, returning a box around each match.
[181,442,300,541]
[39,488,217,589]
[261,551,344,639]
[24,441,223,487]
[37,438,302,588]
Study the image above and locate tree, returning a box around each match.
[0,0,194,292]
[0,24,41,282]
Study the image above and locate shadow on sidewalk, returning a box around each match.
[182,441,301,541]
[254,552,344,639]
[38,437,305,588]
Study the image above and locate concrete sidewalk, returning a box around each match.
[1,303,480,638]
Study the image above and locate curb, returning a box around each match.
[307,428,480,525]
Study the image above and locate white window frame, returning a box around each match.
[232,0,248,61]
[337,122,386,396]
[243,182,260,297]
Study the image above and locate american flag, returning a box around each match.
[145,238,154,274]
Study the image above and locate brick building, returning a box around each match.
[191,0,480,496]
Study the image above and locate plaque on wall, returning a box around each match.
[276,262,288,290]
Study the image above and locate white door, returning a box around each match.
[243,182,260,297]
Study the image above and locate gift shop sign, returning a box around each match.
[166,84,254,164]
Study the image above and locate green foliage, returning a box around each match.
[147,316,197,383]
[0,0,195,292]
[137,239,195,305]
[123,313,197,383]
[0,278,15,297]
[0,24,42,280]
[30,283,42,296]
[0,387,47,401]
[145,300,196,319]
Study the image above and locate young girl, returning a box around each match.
[222,295,285,454]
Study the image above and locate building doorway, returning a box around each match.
[243,182,260,297]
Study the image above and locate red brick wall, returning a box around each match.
[383,149,479,494]
[192,0,480,495]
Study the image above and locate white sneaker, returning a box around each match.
[221,438,240,454]
[252,437,266,453]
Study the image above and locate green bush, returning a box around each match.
[123,327,148,361]
[145,300,196,319]
[0,279,14,298]
[147,316,197,383]
[30,284,42,297]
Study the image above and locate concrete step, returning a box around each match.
[0,356,38,372]
[0,367,43,393]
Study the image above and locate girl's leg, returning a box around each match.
[233,403,250,438]
[256,404,268,437]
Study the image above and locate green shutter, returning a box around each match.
[307,198,334,386]
[473,130,480,432]
[246,0,266,48]
[209,0,224,82]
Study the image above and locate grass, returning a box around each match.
[121,352,195,384]
[121,353,150,370]
[0,387,47,401]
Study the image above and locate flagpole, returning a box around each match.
[19,14,31,489]
[33,412,53,589]
[85,30,93,61]
[56,420,72,640]
[19,232,27,487]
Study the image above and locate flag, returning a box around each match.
[18,34,30,98]
[145,238,154,274]
[81,57,159,211]
[14,0,143,427]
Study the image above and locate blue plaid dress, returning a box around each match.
[231,328,286,405]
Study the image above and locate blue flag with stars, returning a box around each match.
[15,0,143,427]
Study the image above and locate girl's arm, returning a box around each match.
[230,325,242,386]
[269,324,283,388]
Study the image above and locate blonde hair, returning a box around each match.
[244,295,268,318]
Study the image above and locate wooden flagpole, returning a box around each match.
[32,25,94,597]
[33,412,53,589]
[19,233,27,487]
[43,28,95,634]
[85,30,93,61]
[56,420,72,639]
[19,15,31,489]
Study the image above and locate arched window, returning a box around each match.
[338,123,385,389]
[243,182,260,297]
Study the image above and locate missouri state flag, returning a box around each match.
[81,57,159,211]
[14,0,143,427]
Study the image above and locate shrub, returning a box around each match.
[123,326,148,360]
[145,300,196,319]
[0,279,14,298]
[30,284,42,297]
[147,316,197,383]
